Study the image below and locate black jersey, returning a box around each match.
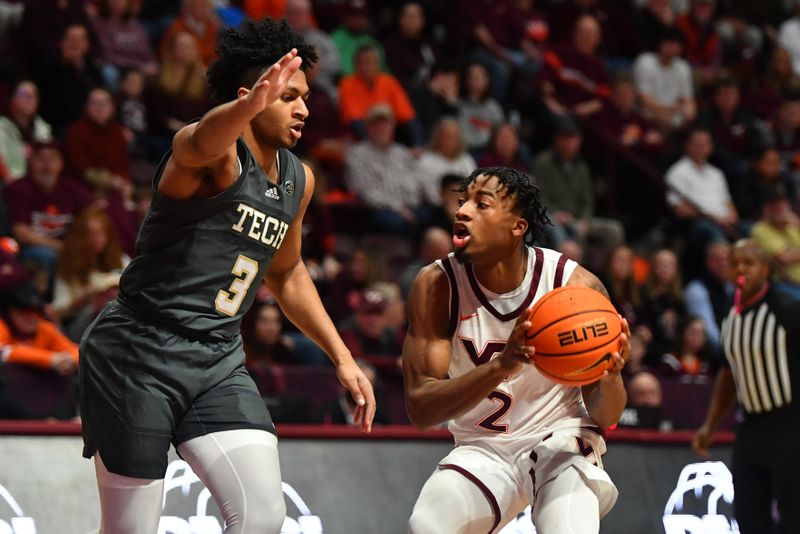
[118,139,306,339]
[720,288,800,423]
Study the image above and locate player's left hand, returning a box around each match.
[336,361,377,433]
[600,316,631,381]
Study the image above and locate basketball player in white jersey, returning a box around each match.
[404,167,631,533]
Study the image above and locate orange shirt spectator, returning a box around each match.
[338,45,416,126]
[243,0,286,21]
[0,285,78,374]
[160,0,220,66]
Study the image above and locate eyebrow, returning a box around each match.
[284,85,311,98]
[475,189,497,198]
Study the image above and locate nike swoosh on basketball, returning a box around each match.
[460,313,478,321]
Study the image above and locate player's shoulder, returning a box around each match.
[412,260,451,293]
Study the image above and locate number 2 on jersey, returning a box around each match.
[215,254,259,316]
[477,390,513,433]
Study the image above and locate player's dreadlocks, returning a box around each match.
[461,166,551,245]
[207,19,319,103]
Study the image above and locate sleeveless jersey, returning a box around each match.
[118,139,306,340]
[438,246,595,451]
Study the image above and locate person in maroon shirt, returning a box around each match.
[537,14,610,119]
[64,87,131,186]
[547,0,634,59]
[675,0,721,88]
[593,74,664,155]
[476,122,528,171]
[383,2,440,90]
[3,142,91,274]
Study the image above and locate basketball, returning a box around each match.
[527,286,622,386]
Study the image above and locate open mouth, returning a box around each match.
[290,123,303,139]
[453,223,471,248]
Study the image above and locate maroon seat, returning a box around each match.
[4,364,76,419]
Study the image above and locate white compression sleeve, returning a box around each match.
[94,454,164,534]
[177,429,285,534]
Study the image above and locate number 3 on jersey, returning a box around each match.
[215,254,259,316]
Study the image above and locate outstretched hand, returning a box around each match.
[243,48,302,114]
[335,360,377,433]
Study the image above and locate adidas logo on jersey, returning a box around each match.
[264,186,280,200]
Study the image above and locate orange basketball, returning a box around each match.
[526,285,622,386]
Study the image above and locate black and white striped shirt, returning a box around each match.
[721,288,799,419]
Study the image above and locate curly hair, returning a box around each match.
[207,19,319,103]
[461,166,551,245]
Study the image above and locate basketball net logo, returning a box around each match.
[158,460,322,533]
[0,483,36,534]
[663,462,738,534]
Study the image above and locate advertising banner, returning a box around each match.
[0,435,734,533]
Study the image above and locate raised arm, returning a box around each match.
[402,265,533,429]
[158,50,303,200]
[568,266,631,429]
[264,163,375,431]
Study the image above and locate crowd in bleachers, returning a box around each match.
[2,0,800,429]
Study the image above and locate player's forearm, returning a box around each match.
[268,260,353,366]
[175,98,259,164]
[702,368,737,433]
[583,374,627,429]
[406,359,510,429]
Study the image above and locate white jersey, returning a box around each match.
[437,246,596,454]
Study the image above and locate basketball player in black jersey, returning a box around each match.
[78,20,376,533]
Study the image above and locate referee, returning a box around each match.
[693,239,800,533]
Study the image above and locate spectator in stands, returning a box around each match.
[417,118,475,207]
[293,60,346,168]
[344,104,422,235]
[547,0,631,60]
[477,122,527,171]
[696,76,766,183]
[159,0,219,66]
[408,61,460,138]
[619,371,664,429]
[285,0,341,100]
[243,300,306,366]
[632,0,676,53]
[327,247,373,324]
[425,173,464,235]
[116,68,152,159]
[0,283,78,375]
[660,315,712,375]
[639,248,686,364]
[533,118,625,250]
[339,44,422,146]
[772,97,800,170]
[745,47,800,120]
[383,2,439,90]
[63,87,131,187]
[3,142,91,274]
[331,0,386,76]
[36,24,104,135]
[0,238,28,292]
[622,331,650,378]
[0,80,53,182]
[339,288,404,359]
[778,4,800,76]
[457,62,504,154]
[146,30,210,153]
[318,358,390,425]
[52,208,127,341]
[19,0,94,73]
[751,184,800,300]
[594,73,664,154]
[460,0,540,102]
[731,147,796,224]
[633,28,696,132]
[537,14,609,120]
[400,226,452,298]
[675,0,721,88]
[601,244,642,327]
[665,128,740,258]
[90,0,159,89]
[684,240,732,359]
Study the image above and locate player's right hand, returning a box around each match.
[691,424,714,457]
[243,48,302,114]
[495,307,535,377]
